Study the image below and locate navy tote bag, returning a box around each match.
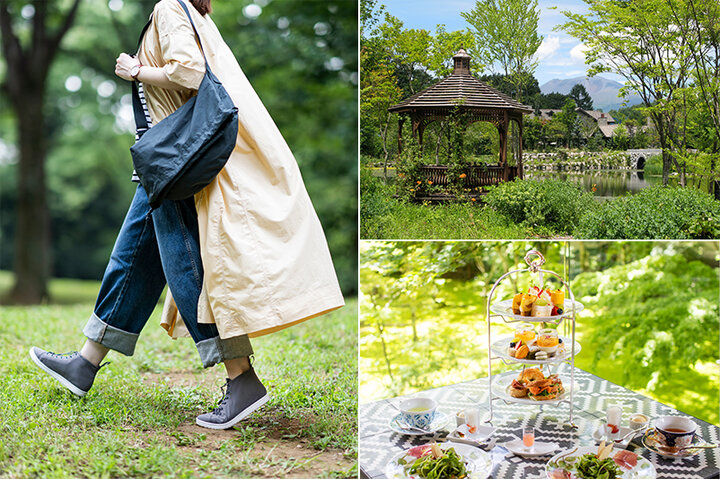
[130,0,238,208]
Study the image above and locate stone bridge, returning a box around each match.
[626,149,661,169]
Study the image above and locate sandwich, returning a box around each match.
[527,374,564,401]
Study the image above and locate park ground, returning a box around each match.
[0,272,357,478]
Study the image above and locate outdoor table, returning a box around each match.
[359,365,720,479]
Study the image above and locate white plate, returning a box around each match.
[546,445,656,478]
[490,336,581,364]
[448,424,495,446]
[385,442,493,479]
[389,411,451,436]
[503,439,559,457]
[489,299,584,322]
[592,425,641,447]
[641,429,709,458]
[491,370,571,406]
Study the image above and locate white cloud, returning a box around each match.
[570,43,588,63]
[535,35,561,61]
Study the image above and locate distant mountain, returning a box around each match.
[540,76,642,112]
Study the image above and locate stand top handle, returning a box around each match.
[524,250,545,273]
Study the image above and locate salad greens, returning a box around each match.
[552,453,621,479]
[404,445,468,479]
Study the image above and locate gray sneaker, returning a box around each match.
[196,367,269,430]
[29,347,104,397]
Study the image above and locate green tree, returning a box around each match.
[569,83,593,110]
[479,73,541,100]
[612,124,630,151]
[555,98,578,148]
[428,24,478,78]
[558,0,696,186]
[360,49,402,177]
[0,0,82,303]
[376,13,432,96]
[461,0,542,102]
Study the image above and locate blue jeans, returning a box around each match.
[83,185,252,368]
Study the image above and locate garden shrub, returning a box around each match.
[644,154,663,175]
[360,167,393,238]
[575,185,720,239]
[483,179,596,235]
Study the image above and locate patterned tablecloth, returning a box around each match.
[359,366,719,479]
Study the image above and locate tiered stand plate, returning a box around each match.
[485,250,583,426]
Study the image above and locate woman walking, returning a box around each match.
[29,0,344,430]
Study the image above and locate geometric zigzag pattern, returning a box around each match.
[360,366,720,479]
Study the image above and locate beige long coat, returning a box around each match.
[136,0,344,339]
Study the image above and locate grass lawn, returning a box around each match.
[0,272,357,478]
[361,200,532,240]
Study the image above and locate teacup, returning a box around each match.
[629,413,649,431]
[399,397,438,429]
[654,416,697,450]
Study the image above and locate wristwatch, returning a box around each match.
[130,63,142,81]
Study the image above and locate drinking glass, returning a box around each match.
[523,426,535,449]
[514,323,536,342]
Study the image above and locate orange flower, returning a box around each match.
[459,173,467,178]
[417,180,422,184]
[428,180,433,184]
[410,188,415,192]
[471,198,477,202]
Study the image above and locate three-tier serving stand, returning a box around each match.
[485,250,583,426]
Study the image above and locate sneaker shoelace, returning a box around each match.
[46,351,77,360]
[212,379,232,416]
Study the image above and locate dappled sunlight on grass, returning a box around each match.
[361,244,720,426]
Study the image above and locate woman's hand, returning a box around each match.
[115,53,140,81]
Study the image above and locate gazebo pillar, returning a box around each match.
[498,125,508,181]
[517,118,524,179]
[397,115,405,154]
[411,115,425,147]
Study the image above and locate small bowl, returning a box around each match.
[532,304,554,317]
[399,397,438,429]
[629,413,649,430]
[456,411,465,427]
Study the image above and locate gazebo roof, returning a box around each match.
[388,49,533,115]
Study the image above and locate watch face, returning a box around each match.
[131,65,140,78]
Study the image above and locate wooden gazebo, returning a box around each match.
[389,49,533,189]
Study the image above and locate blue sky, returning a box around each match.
[379,0,624,86]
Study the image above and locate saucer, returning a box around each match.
[388,411,450,436]
[448,424,495,446]
[592,425,637,446]
[642,429,708,458]
[503,439,559,457]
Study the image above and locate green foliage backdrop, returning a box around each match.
[360,241,720,425]
[0,0,357,294]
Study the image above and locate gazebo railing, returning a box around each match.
[419,164,518,187]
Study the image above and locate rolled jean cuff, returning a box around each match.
[83,313,139,356]
[196,335,253,369]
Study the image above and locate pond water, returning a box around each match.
[369,167,712,200]
[526,169,669,200]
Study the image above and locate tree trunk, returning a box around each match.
[9,92,50,303]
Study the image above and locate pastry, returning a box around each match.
[508,379,528,398]
[519,294,536,316]
[518,367,544,384]
[512,293,523,315]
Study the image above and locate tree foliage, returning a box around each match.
[1,0,358,297]
[461,0,542,101]
[569,84,593,110]
[360,241,720,425]
[557,0,720,186]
